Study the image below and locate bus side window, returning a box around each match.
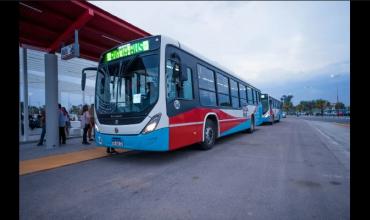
[216,73,231,107]
[247,87,253,104]
[166,59,194,102]
[180,67,193,100]
[251,89,255,104]
[239,83,247,107]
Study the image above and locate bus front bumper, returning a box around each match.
[95,127,169,151]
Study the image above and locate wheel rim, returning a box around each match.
[205,127,214,145]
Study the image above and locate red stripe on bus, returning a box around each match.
[169,124,203,150]
[168,108,247,150]
[169,108,238,124]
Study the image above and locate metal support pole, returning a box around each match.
[336,82,339,103]
[58,81,62,104]
[19,66,22,140]
[82,90,85,105]
[45,53,59,148]
[22,48,29,141]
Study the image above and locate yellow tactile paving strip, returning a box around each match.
[20,148,128,175]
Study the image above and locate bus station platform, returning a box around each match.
[19,138,128,175]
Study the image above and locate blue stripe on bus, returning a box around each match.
[220,119,250,137]
[261,115,272,123]
[95,127,169,151]
[256,104,264,125]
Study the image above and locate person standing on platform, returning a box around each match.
[88,104,95,142]
[37,110,46,146]
[81,104,91,145]
[62,107,71,138]
[58,104,67,145]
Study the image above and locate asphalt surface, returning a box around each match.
[291,115,350,124]
[20,118,350,220]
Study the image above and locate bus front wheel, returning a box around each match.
[199,119,216,150]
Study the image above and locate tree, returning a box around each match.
[326,101,331,109]
[335,102,345,110]
[281,95,294,113]
[69,105,82,115]
[28,105,40,116]
[295,100,315,115]
[315,99,328,116]
[296,103,304,113]
[298,101,312,113]
[307,100,316,114]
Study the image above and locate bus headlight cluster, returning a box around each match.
[142,113,161,134]
[95,124,100,132]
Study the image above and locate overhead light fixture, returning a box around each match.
[20,2,42,13]
[101,35,122,44]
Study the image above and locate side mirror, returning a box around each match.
[81,67,98,91]
[173,62,181,79]
[81,72,86,91]
[180,65,188,81]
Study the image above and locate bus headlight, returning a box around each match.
[95,124,100,132]
[142,113,161,134]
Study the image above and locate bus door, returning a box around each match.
[165,46,199,149]
[269,99,273,116]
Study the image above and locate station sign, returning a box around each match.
[61,42,79,60]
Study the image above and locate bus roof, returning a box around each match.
[267,95,281,103]
[161,35,261,92]
[99,34,261,92]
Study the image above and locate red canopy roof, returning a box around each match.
[19,0,151,62]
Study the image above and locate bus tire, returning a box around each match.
[246,116,254,133]
[199,119,216,150]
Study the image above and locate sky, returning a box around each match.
[91,1,350,105]
[22,1,350,108]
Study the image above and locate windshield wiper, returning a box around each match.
[115,55,139,112]
[121,54,139,77]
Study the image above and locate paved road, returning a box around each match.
[290,115,350,124]
[20,118,350,220]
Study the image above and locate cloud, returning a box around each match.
[91,1,349,96]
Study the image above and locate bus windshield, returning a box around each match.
[261,96,269,114]
[95,54,159,116]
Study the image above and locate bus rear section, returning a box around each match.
[167,107,258,150]
[260,94,282,124]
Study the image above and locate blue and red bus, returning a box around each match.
[260,94,282,124]
[89,35,264,151]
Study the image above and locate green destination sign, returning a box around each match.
[104,40,149,62]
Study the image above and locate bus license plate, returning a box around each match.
[112,139,123,147]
